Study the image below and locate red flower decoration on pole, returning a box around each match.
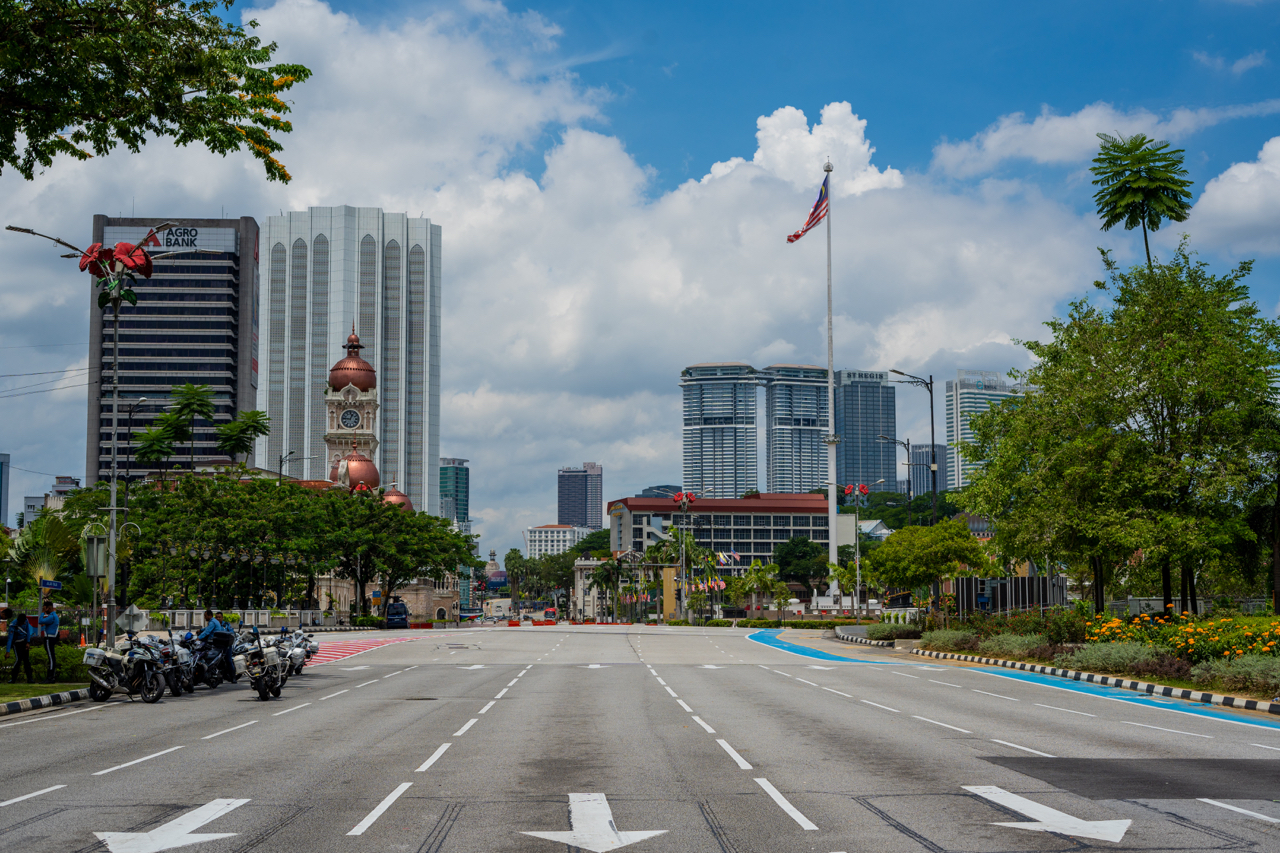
[843,484,854,496]
[858,483,870,496]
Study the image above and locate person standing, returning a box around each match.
[3,607,34,684]
[37,600,59,684]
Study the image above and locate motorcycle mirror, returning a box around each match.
[252,626,259,635]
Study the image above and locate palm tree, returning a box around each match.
[215,410,272,465]
[1090,132,1193,270]
[134,424,176,486]
[171,383,215,471]
[15,515,77,598]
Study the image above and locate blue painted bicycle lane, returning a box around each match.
[747,629,1280,733]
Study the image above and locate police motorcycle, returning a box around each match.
[136,632,187,698]
[83,630,165,703]
[179,632,222,688]
[276,628,312,676]
[235,626,287,701]
[160,630,197,695]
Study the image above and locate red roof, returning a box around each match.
[608,493,828,514]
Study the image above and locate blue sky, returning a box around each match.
[5,0,1280,559]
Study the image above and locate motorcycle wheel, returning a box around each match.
[183,673,196,693]
[257,682,271,701]
[293,663,304,676]
[205,670,222,689]
[168,673,183,698]
[88,681,112,702]
[140,672,164,704]
[270,682,282,697]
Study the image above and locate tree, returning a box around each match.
[216,410,271,464]
[863,520,989,592]
[741,560,777,616]
[1091,133,1193,270]
[133,424,176,485]
[570,529,611,557]
[171,383,215,471]
[1,0,312,182]
[773,535,826,593]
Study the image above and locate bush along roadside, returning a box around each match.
[866,624,922,641]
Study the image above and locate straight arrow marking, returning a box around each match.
[963,785,1131,843]
[96,798,249,853]
[521,793,666,852]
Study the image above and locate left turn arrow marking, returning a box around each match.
[96,799,249,853]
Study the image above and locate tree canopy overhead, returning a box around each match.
[0,0,312,181]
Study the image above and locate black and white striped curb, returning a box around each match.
[833,627,894,647]
[911,647,1280,716]
[1,688,92,718]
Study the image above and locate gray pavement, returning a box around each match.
[2,625,1280,851]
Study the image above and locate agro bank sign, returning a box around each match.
[102,225,239,254]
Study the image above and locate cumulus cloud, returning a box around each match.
[1181,136,1280,254]
[1194,49,1268,75]
[0,0,1120,554]
[932,99,1280,177]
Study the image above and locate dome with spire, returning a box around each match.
[334,442,379,491]
[383,486,414,512]
[329,324,376,392]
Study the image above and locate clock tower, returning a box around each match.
[324,326,380,482]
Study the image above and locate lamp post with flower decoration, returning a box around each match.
[3,222,211,639]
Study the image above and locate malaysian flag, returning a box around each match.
[786,175,829,243]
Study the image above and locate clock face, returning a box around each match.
[340,408,361,429]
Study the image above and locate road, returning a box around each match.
[2,624,1280,852]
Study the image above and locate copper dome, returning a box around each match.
[338,444,380,491]
[329,326,376,392]
[383,486,414,512]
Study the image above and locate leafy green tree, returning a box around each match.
[171,383,215,470]
[1091,133,1193,270]
[133,424,176,484]
[215,410,271,464]
[863,520,989,591]
[570,529,611,557]
[1,0,312,182]
[773,535,826,593]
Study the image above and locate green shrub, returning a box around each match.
[866,624,922,641]
[1192,655,1280,697]
[665,619,690,626]
[978,633,1046,658]
[961,605,1088,644]
[352,616,385,628]
[920,629,979,652]
[704,619,734,627]
[1055,642,1161,672]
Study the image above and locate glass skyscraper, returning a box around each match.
[909,442,948,497]
[833,370,896,493]
[558,462,603,530]
[681,363,759,498]
[439,457,469,524]
[763,364,828,493]
[255,206,441,514]
[946,370,1018,489]
[85,216,260,483]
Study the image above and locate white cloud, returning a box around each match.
[1194,49,1267,75]
[1181,136,1280,254]
[0,0,1121,557]
[932,99,1280,177]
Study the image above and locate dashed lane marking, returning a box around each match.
[861,700,899,713]
[93,745,185,776]
[273,703,311,717]
[416,743,452,772]
[991,739,1055,757]
[716,739,752,769]
[203,721,257,740]
[453,718,479,736]
[692,716,716,733]
[912,715,971,733]
[347,783,413,835]
[755,778,818,831]
[0,785,65,807]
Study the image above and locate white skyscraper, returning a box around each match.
[945,369,1018,490]
[255,206,441,513]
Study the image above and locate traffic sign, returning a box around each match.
[39,579,62,590]
[371,591,382,599]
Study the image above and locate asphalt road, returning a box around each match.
[3,625,1280,852]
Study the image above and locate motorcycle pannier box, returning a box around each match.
[262,647,279,667]
[211,630,235,649]
[83,648,106,667]
[233,654,248,677]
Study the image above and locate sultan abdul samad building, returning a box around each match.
[315,329,460,621]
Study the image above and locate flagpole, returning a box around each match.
[822,160,841,609]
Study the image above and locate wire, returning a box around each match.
[0,342,88,350]
[0,370,96,395]
[0,380,95,400]
[0,367,95,379]
[8,464,61,478]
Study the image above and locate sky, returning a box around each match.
[3,0,1280,561]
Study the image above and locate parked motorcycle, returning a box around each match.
[275,628,312,676]
[238,626,286,701]
[161,630,197,695]
[83,631,165,703]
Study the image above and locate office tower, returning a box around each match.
[525,524,593,559]
[558,462,603,530]
[946,370,1018,489]
[832,370,896,493]
[681,363,759,498]
[0,453,8,528]
[440,458,470,524]
[635,484,681,498]
[909,443,948,498]
[85,216,259,483]
[255,206,441,514]
[762,364,828,493]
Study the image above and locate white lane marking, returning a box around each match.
[202,720,258,740]
[771,670,792,677]
[1198,798,1280,822]
[0,702,116,728]
[415,743,452,772]
[754,777,818,831]
[1252,743,1280,752]
[716,739,753,769]
[973,689,1018,701]
[758,665,769,670]
[319,690,349,701]
[1122,721,1212,738]
[0,785,65,807]
[407,665,419,670]
[656,678,667,685]
[479,701,496,714]
[795,678,818,686]
[664,686,678,697]
[453,718,479,736]
[347,782,413,835]
[494,688,508,699]
[912,716,971,733]
[891,672,919,679]
[861,700,900,713]
[991,739,1055,757]
[356,680,378,688]
[272,703,312,717]
[692,716,716,733]
[929,680,962,687]
[1035,703,1095,717]
[384,670,405,678]
[520,668,530,675]
[507,679,519,687]
[93,745,185,775]
[676,699,694,712]
[823,687,852,697]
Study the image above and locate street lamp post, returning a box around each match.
[889,370,938,526]
[877,435,915,527]
[849,478,885,616]
[277,450,316,484]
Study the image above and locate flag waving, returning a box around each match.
[786,174,829,243]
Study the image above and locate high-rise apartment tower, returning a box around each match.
[909,443,948,498]
[440,457,470,525]
[832,370,896,494]
[558,462,603,530]
[946,370,1018,489]
[763,364,828,493]
[254,206,441,514]
[680,363,759,498]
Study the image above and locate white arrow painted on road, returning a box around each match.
[340,666,371,671]
[95,799,249,853]
[964,786,1130,843]
[578,664,610,668]
[805,665,835,670]
[522,793,666,852]
[458,665,486,670]
[699,665,725,669]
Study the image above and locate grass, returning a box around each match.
[0,682,89,703]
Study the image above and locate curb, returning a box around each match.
[0,688,91,718]
[833,628,893,648]
[911,648,1280,716]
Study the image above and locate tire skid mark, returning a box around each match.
[698,800,740,853]
[230,804,312,852]
[69,804,189,853]
[416,802,463,853]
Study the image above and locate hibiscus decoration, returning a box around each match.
[8,222,171,310]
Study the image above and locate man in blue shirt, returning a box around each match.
[196,610,222,641]
[37,600,58,684]
[3,607,34,684]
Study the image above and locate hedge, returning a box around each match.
[866,623,922,641]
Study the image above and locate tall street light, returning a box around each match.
[277,450,316,484]
[849,478,885,614]
[877,434,916,527]
[889,370,938,526]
